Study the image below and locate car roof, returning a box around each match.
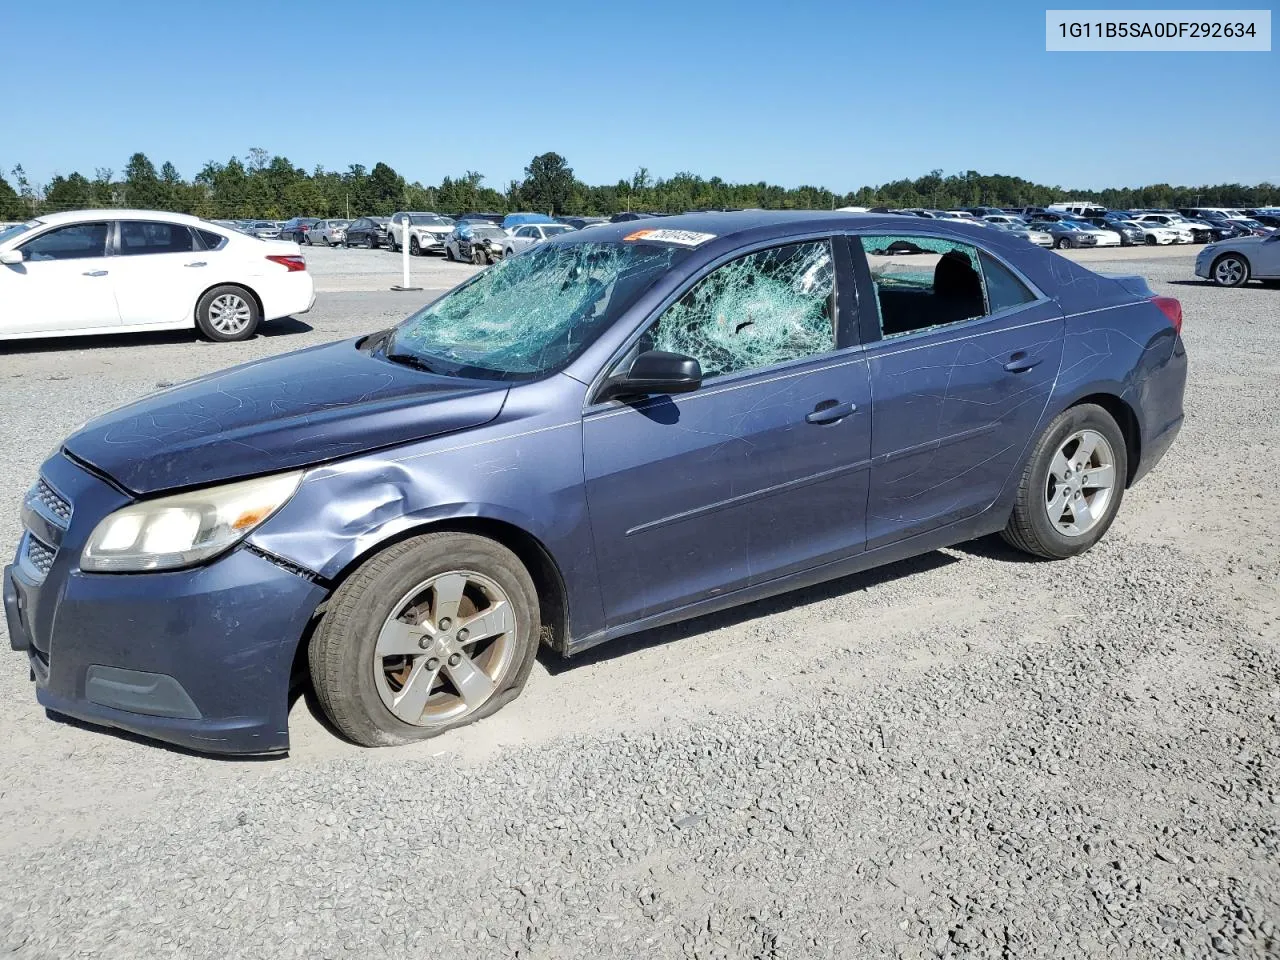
[27,209,214,228]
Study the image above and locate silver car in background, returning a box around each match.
[1196,232,1280,287]
[988,221,1053,248]
[246,220,282,240]
[1028,219,1113,249]
[307,219,350,246]
[502,222,575,257]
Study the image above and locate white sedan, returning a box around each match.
[0,210,314,342]
[1133,215,1196,243]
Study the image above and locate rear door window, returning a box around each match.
[858,235,1037,338]
[118,221,196,256]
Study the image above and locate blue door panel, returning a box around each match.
[583,354,872,626]
[864,304,1064,548]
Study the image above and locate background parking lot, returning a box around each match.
[1,246,1277,958]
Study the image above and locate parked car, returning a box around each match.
[5,211,1186,754]
[981,214,1029,227]
[388,213,454,255]
[987,222,1054,248]
[1248,213,1280,230]
[1081,216,1145,246]
[1178,209,1255,239]
[0,210,313,343]
[1230,217,1276,237]
[609,212,659,223]
[444,222,507,264]
[1127,220,1181,245]
[1195,232,1280,286]
[502,212,557,230]
[556,217,608,230]
[453,212,505,225]
[1047,202,1108,218]
[963,207,1007,219]
[502,222,576,257]
[1028,220,1104,249]
[305,219,348,246]
[1131,215,1195,244]
[280,217,321,243]
[245,220,282,240]
[344,217,390,249]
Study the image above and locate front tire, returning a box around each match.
[365,235,376,249]
[309,533,541,747]
[1002,403,1127,560]
[409,236,421,256]
[1055,237,1070,249]
[1211,254,1250,287]
[195,285,261,342]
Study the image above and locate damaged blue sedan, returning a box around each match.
[6,212,1187,754]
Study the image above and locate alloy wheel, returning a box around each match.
[372,570,518,727]
[208,293,252,336]
[1214,257,1245,286]
[1044,429,1116,537]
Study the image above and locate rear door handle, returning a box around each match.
[1003,353,1043,374]
[184,261,207,268]
[82,270,108,277]
[805,400,858,424]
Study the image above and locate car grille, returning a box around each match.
[26,478,71,525]
[22,534,56,579]
[20,476,72,583]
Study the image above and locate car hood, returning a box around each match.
[62,339,509,496]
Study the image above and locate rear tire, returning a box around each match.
[309,533,541,748]
[1001,403,1127,560]
[195,285,261,342]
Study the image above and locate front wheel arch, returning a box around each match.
[323,516,570,656]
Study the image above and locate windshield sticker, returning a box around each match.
[623,228,717,247]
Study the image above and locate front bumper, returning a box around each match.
[7,454,328,755]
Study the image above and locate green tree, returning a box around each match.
[44,172,95,211]
[0,171,22,219]
[519,152,575,214]
[124,152,167,209]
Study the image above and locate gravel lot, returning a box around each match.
[1,244,1277,959]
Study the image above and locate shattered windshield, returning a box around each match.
[387,240,689,380]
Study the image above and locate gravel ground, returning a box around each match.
[0,245,1277,959]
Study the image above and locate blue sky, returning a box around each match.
[6,0,1276,191]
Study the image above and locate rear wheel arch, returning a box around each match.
[1065,393,1141,488]
[325,516,571,656]
[193,280,263,326]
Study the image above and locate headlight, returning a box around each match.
[81,471,303,572]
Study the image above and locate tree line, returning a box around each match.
[1,149,1275,222]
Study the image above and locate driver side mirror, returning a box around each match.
[596,350,702,403]
[0,250,23,265]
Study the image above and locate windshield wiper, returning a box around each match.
[382,350,448,375]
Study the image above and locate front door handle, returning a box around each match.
[82,270,108,277]
[805,400,858,424]
[184,261,207,268]
[1003,352,1043,374]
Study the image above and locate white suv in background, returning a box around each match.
[0,210,314,342]
[387,212,455,255]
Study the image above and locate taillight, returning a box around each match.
[266,255,307,272]
[1152,295,1182,336]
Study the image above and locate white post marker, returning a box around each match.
[391,214,421,292]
